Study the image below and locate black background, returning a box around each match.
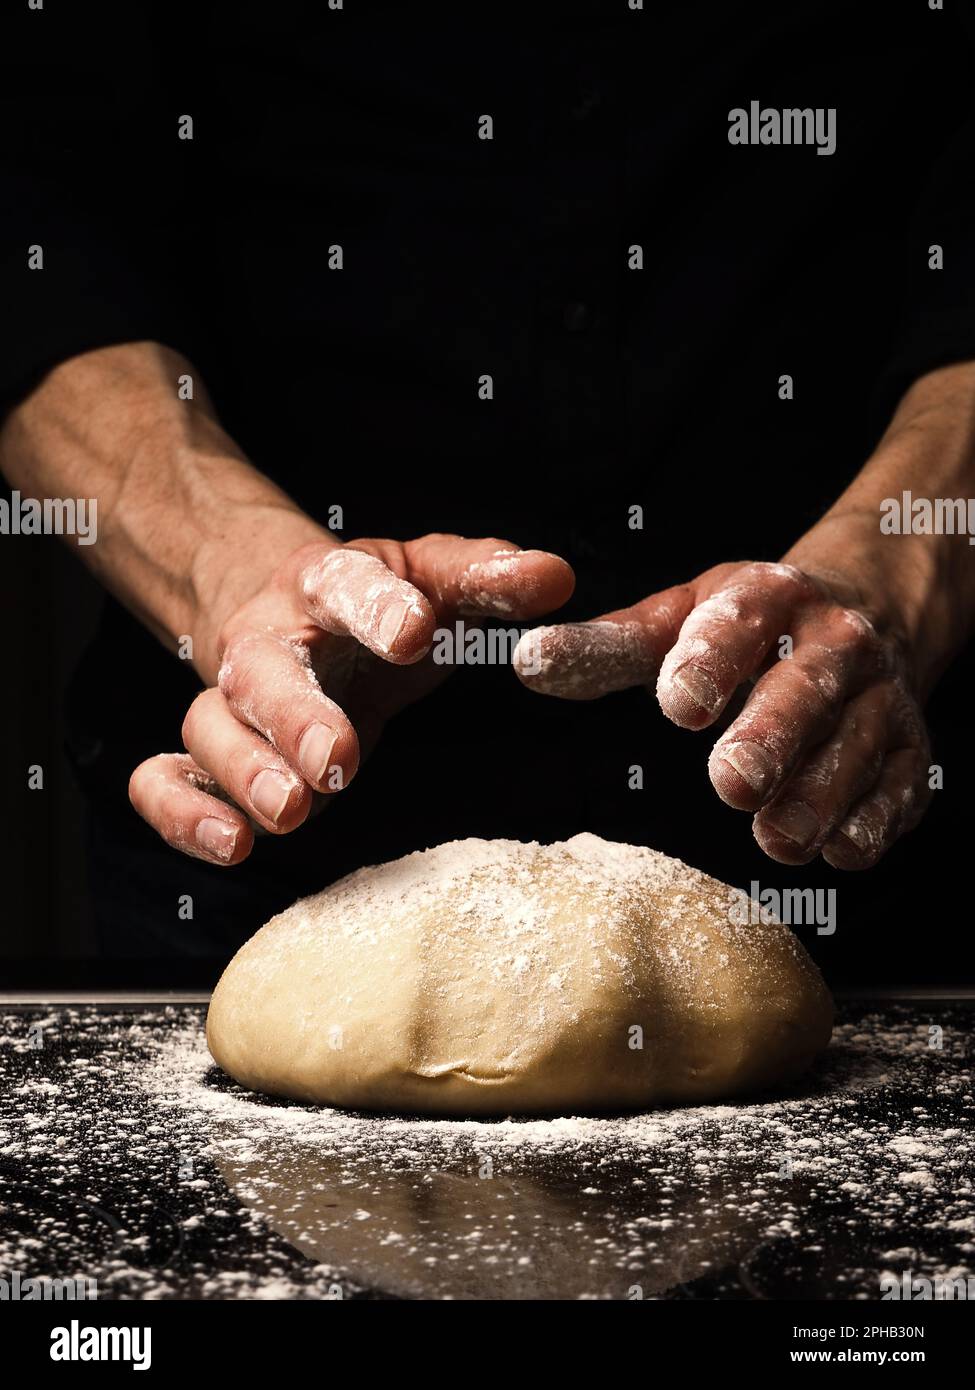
[0,0,973,988]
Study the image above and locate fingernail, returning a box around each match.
[196,817,238,861]
[720,740,773,793]
[764,800,820,848]
[674,664,721,713]
[377,600,411,653]
[250,768,294,825]
[298,721,337,785]
[837,813,878,853]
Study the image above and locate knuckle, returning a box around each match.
[743,560,816,600]
[786,659,839,718]
[836,606,881,656]
[181,689,216,747]
[215,616,241,664]
[687,587,748,627]
[128,752,173,810]
[889,686,926,745]
[845,704,885,752]
[127,760,151,804]
[217,632,258,703]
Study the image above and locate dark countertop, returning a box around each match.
[1,997,973,1300]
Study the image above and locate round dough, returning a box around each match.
[207,833,832,1115]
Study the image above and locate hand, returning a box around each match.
[130,534,574,864]
[514,554,933,869]
[515,356,975,871]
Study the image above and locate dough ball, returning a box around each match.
[206,833,832,1115]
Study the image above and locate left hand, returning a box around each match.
[513,553,933,869]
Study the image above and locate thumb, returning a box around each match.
[513,583,695,700]
[403,533,575,619]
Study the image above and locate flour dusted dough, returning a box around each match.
[207,834,832,1115]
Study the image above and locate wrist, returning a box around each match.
[783,361,975,697]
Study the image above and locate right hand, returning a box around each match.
[129,533,574,864]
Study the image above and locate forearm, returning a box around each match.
[0,341,330,679]
[784,361,975,695]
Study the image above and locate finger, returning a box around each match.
[404,533,575,618]
[128,753,254,865]
[218,629,359,792]
[182,687,312,833]
[299,545,436,664]
[513,584,695,700]
[656,562,820,729]
[821,747,931,870]
[750,688,890,864]
[707,608,887,809]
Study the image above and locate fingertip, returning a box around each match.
[507,550,575,617]
[326,726,361,791]
[296,717,361,791]
[656,662,724,728]
[822,814,885,871]
[375,591,436,663]
[821,832,866,871]
[458,549,575,619]
[511,624,555,691]
[535,551,576,609]
[195,814,254,866]
[708,739,776,810]
[248,767,313,834]
[751,811,819,866]
[301,546,435,661]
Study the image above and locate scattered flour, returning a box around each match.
[1,1001,972,1299]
